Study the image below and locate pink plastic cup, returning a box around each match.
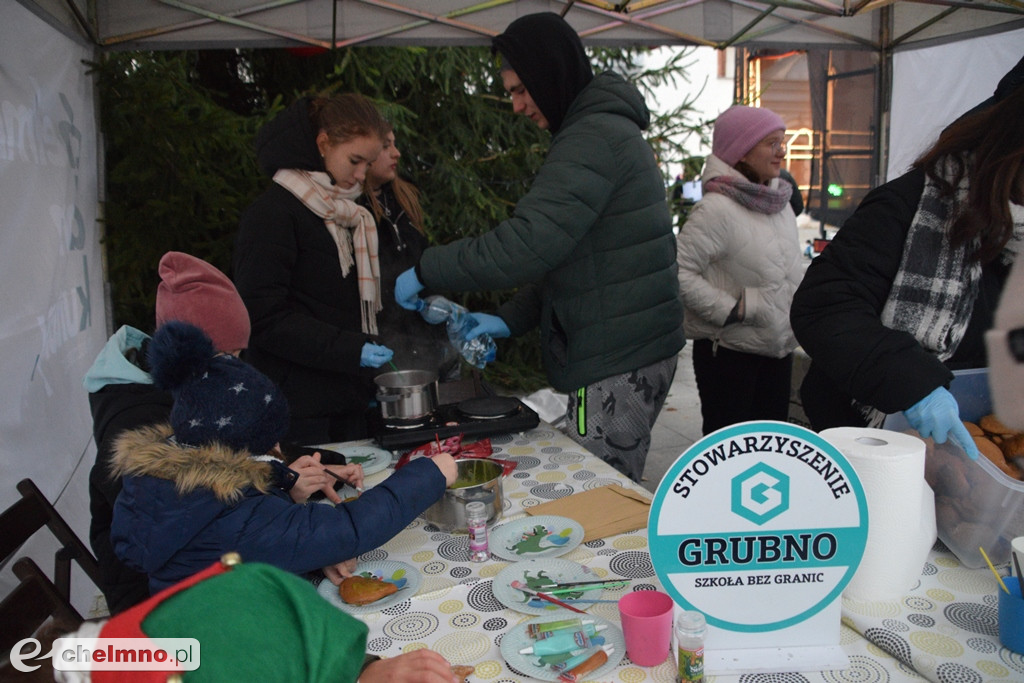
[618,590,675,666]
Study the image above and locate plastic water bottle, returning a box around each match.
[418,295,454,324]
[418,295,497,369]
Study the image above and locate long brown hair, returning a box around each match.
[913,83,1024,264]
[364,122,425,234]
[308,93,387,145]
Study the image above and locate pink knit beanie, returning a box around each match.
[712,105,786,166]
[155,251,251,352]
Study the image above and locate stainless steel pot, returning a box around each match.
[422,458,504,532]
[374,369,438,427]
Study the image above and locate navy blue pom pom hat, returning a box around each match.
[148,321,290,454]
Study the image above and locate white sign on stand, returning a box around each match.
[649,421,868,674]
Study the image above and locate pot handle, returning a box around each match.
[375,393,402,403]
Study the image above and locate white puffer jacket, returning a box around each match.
[676,154,802,359]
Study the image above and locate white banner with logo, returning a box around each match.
[649,421,868,674]
[0,2,106,612]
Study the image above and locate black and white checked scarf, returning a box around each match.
[860,157,1023,426]
[880,155,978,362]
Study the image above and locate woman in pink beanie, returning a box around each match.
[675,105,803,434]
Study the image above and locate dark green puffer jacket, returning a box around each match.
[418,71,684,392]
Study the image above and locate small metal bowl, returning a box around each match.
[421,458,504,533]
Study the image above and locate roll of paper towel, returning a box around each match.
[821,427,936,601]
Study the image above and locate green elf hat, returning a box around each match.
[91,555,368,682]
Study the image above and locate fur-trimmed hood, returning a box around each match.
[110,423,273,504]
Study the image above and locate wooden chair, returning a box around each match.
[0,478,102,602]
[0,556,84,657]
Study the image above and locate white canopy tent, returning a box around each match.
[26,0,1024,51]
[3,0,1022,615]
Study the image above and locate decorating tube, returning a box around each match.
[557,645,613,682]
[536,637,605,666]
[549,645,601,674]
[537,648,586,667]
[527,617,593,639]
[537,623,603,641]
[519,628,597,656]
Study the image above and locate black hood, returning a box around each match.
[255,95,325,178]
[491,12,593,134]
[959,54,1024,119]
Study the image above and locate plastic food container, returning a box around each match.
[883,369,1024,569]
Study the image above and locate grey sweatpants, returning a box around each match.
[564,354,678,483]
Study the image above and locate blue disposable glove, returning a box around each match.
[359,342,394,368]
[463,312,511,340]
[903,386,980,460]
[395,268,425,311]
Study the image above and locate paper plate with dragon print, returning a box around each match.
[488,515,584,561]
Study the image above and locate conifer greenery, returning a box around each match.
[92,46,702,392]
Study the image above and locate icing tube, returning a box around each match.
[519,629,594,656]
[527,618,594,639]
[538,623,603,640]
[557,645,613,682]
[550,646,600,674]
[538,648,586,666]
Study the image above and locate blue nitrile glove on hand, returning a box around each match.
[463,313,511,340]
[395,268,425,311]
[360,342,394,368]
[903,386,979,460]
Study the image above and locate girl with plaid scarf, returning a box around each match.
[792,74,1024,457]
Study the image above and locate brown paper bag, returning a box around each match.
[526,484,651,542]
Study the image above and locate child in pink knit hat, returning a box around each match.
[155,251,251,355]
[83,252,344,615]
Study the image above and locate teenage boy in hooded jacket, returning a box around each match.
[397,13,684,483]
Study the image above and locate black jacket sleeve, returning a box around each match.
[790,168,954,415]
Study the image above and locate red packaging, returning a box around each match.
[394,435,517,476]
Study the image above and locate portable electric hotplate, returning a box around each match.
[370,395,540,450]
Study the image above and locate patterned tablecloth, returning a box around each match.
[318,424,1024,682]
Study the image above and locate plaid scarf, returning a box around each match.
[273,169,382,335]
[704,174,792,215]
[881,156,978,361]
[860,158,1023,427]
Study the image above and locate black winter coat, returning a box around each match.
[791,168,1009,430]
[357,184,456,377]
[88,372,172,613]
[234,98,451,442]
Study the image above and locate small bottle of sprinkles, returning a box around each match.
[466,501,490,562]
[674,611,706,683]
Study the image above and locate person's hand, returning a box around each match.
[904,386,980,460]
[395,267,425,310]
[286,453,338,503]
[326,463,365,492]
[463,312,510,340]
[725,292,746,325]
[360,649,459,683]
[361,342,394,368]
[430,451,458,487]
[322,558,358,585]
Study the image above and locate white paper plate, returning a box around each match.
[488,515,584,561]
[492,558,603,615]
[315,443,393,476]
[499,612,624,681]
[316,560,420,614]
